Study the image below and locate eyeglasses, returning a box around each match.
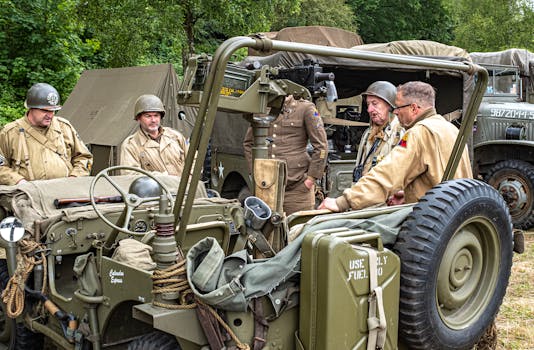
[393,103,413,112]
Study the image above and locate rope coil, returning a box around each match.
[151,260,250,350]
[1,239,48,318]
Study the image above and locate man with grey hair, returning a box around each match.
[319,81,473,212]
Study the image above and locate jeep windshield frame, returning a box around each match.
[173,36,488,241]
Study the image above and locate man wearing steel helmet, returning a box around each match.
[319,81,472,212]
[353,81,404,182]
[0,83,93,185]
[119,94,188,176]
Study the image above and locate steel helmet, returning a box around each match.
[24,83,62,111]
[362,81,397,109]
[128,176,162,198]
[134,94,165,119]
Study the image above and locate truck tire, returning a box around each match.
[393,179,513,350]
[484,159,534,229]
[0,260,44,349]
[127,331,182,350]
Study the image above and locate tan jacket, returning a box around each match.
[0,116,93,185]
[355,115,404,176]
[243,96,328,187]
[119,127,188,176]
[336,109,473,211]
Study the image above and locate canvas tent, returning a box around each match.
[60,64,195,174]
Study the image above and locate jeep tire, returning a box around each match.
[0,259,44,349]
[393,179,513,350]
[485,159,534,229]
[127,331,181,350]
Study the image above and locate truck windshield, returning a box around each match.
[486,67,520,96]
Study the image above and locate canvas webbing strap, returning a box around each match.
[195,301,225,350]
[17,127,35,180]
[247,228,276,258]
[357,246,387,350]
[252,298,269,350]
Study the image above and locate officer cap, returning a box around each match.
[362,81,397,109]
[134,94,165,119]
[24,83,62,111]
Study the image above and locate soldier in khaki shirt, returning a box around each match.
[319,81,472,212]
[243,95,328,215]
[353,81,404,182]
[120,95,188,176]
[0,83,93,185]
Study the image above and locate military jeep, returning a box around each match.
[0,37,514,350]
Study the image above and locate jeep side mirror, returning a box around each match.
[0,217,25,243]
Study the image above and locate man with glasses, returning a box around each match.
[319,81,472,212]
[0,83,93,185]
[120,94,188,176]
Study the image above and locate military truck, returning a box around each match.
[204,40,474,201]
[0,37,514,350]
[470,49,534,229]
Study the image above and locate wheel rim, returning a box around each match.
[436,216,500,329]
[492,172,530,220]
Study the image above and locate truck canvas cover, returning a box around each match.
[213,40,474,157]
[247,25,364,56]
[470,48,534,77]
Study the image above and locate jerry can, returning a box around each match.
[298,228,400,350]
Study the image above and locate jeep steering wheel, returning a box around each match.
[89,166,174,235]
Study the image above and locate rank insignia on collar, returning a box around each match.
[399,133,408,148]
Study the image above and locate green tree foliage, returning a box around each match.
[77,0,299,71]
[76,0,184,69]
[2,0,532,127]
[448,0,534,51]
[347,0,454,44]
[271,0,357,32]
[178,0,301,65]
[0,0,93,123]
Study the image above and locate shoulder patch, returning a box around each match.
[398,133,408,148]
[310,108,323,129]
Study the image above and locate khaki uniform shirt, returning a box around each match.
[0,116,93,185]
[355,116,404,176]
[336,109,473,211]
[243,96,328,187]
[119,127,188,176]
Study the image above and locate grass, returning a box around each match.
[496,231,534,349]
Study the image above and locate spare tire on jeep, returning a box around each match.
[393,179,513,349]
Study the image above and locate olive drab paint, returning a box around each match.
[299,230,399,350]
